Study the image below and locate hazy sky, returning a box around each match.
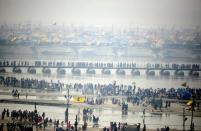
[0,0,201,27]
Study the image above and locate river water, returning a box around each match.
[2,70,201,89]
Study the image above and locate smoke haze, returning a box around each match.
[0,0,201,27]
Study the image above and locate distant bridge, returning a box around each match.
[0,59,200,77]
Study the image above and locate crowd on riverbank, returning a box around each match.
[0,76,64,91]
[1,76,201,102]
[0,75,201,111]
[0,107,110,131]
[1,107,44,131]
[0,107,177,131]
[1,76,201,130]
[0,108,165,131]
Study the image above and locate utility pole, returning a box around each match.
[190,91,195,131]
[74,115,78,131]
[183,108,187,131]
[26,88,28,105]
[143,109,146,131]
[133,82,136,95]
[65,85,70,129]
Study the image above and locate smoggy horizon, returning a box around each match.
[0,0,201,27]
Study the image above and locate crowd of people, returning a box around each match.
[0,122,33,131]
[1,75,201,103]
[102,122,141,131]
[0,107,160,131]
[71,81,201,101]
[0,78,200,130]
[1,108,47,131]
[65,81,201,111]
[0,74,201,130]
[132,86,201,101]
[0,59,200,70]
[0,108,81,131]
[0,107,173,131]
[0,76,64,91]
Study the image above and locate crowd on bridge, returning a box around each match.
[0,59,200,70]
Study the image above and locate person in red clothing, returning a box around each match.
[67,121,71,129]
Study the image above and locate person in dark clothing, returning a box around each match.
[6,109,9,117]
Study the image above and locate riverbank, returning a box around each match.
[1,84,201,117]
[1,85,201,130]
[1,116,200,131]
[0,91,201,117]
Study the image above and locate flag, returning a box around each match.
[181,82,187,87]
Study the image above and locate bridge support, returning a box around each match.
[189,70,199,77]
[13,67,22,73]
[86,68,96,74]
[131,69,140,76]
[28,67,36,74]
[160,70,170,76]
[116,69,125,75]
[0,68,6,73]
[174,70,184,76]
[102,69,111,75]
[72,68,81,75]
[57,68,66,75]
[42,68,51,74]
[146,70,155,76]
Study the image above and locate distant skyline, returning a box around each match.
[0,0,201,27]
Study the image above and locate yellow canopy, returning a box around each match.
[73,96,86,103]
[186,100,193,106]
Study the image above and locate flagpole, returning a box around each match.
[65,85,70,129]
[183,108,186,131]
